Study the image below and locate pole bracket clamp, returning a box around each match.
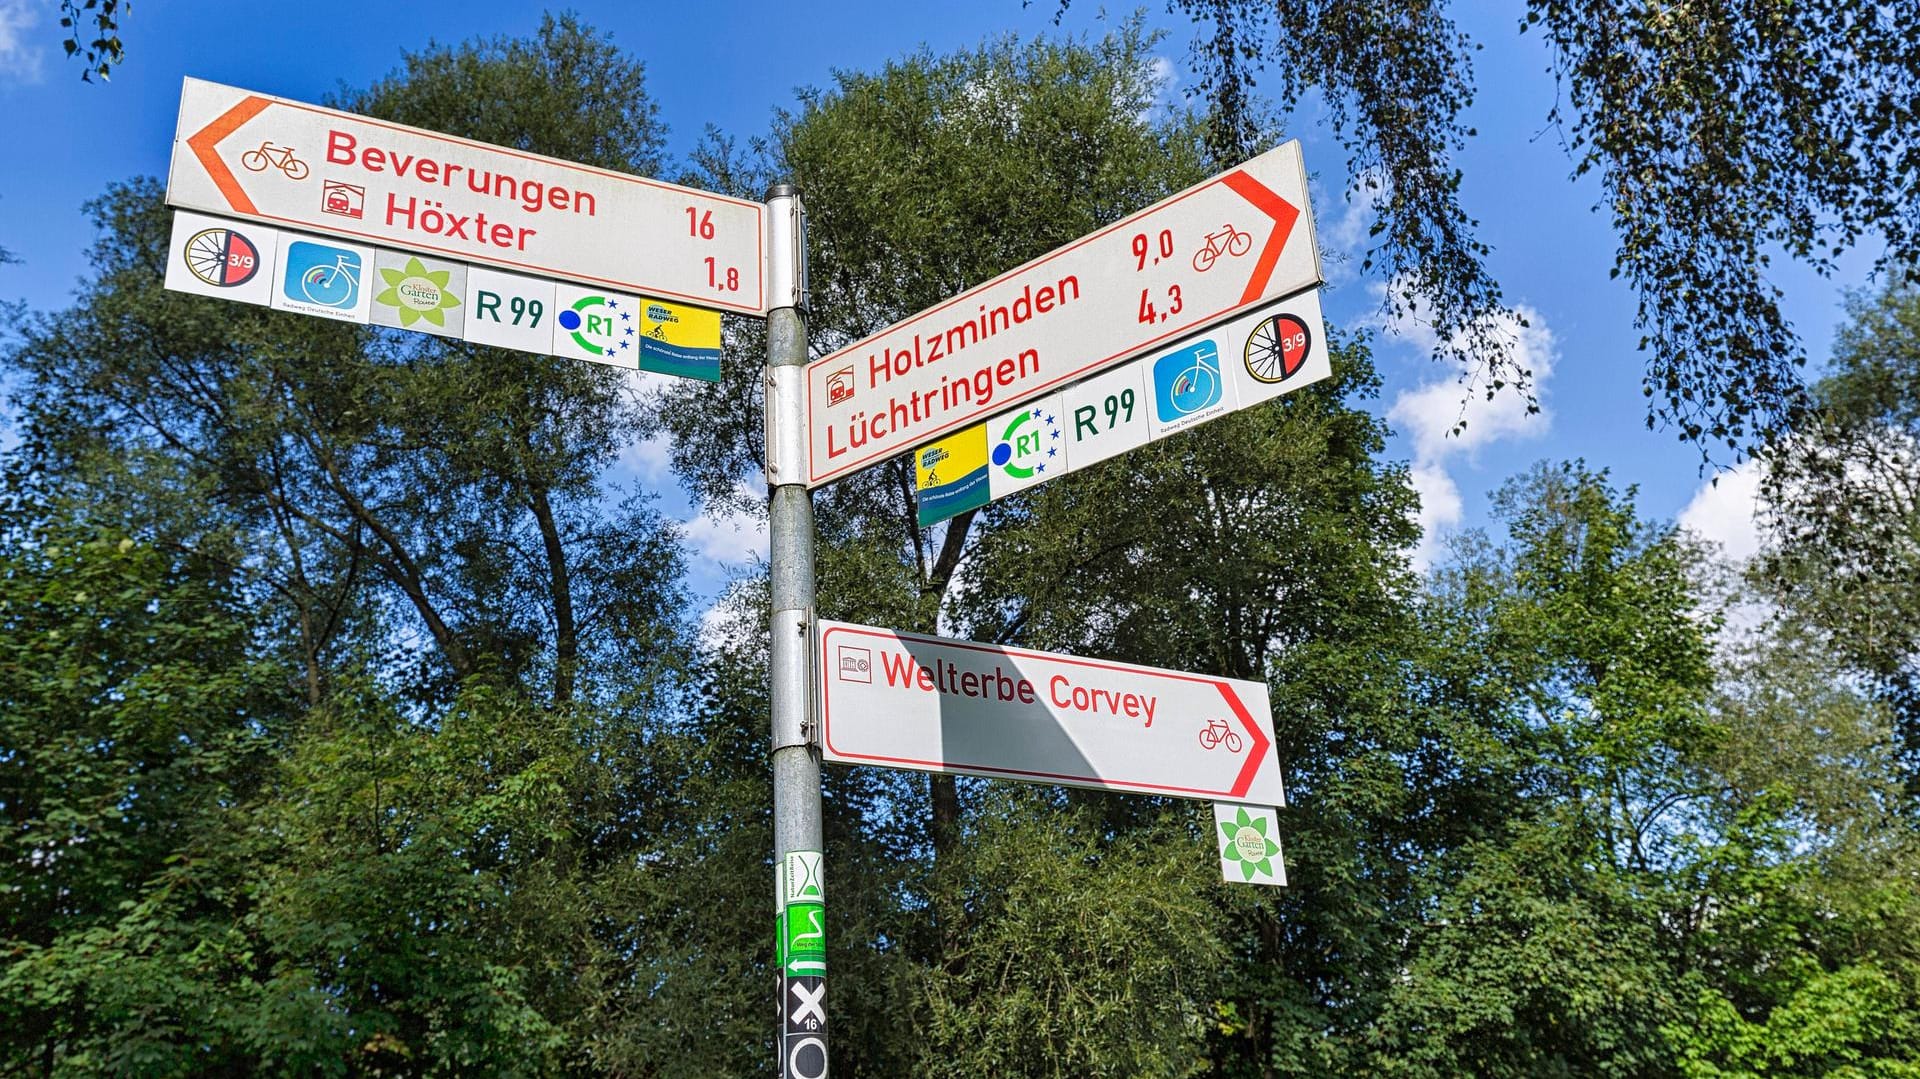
[764,363,807,486]
[770,606,815,750]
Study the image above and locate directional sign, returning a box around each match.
[912,289,1331,526]
[816,621,1285,804]
[166,77,766,315]
[804,141,1320,487]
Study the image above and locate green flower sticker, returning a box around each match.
[374,257,461,328]
[1219,806,1282,881]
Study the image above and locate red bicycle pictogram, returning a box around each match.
[239,141,309,180]
[1191,223,1253,272]
[1197,718,1243,753]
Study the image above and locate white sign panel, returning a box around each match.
[804,140,1321,486]
[369,249,467,337]
[166,77,766,315]
[817,620,1285,804]
[463,266,556,353]
[1214,804,1287,886]
[984,392,1066,501]
[1059,362,1151,470]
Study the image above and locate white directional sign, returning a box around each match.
[816,621,1285,804]
[166,77,766,315]
[912,288,1332,525]
[803,141,1321,486]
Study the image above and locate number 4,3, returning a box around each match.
[1137,285,1184,325]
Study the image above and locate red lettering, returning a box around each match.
[326,130,356,164]
[1049,675,1071,708]
[363,147,386,172]
[878,651,918,687]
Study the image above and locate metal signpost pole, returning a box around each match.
[764,185,827,1078]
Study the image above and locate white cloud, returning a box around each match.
[695,594,752,653]
[1147,55,1176,92]
[1315,170,1380,283]
[0,0,43,83]
[1678,458,1765,564]
[680,483,768,568]
[1406,463,1463,571]
[1385,297,1557,571]
[620,432,675,486]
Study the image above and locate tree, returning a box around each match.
[1759,269,1920,787]
[0,487,290,1074]
[58,0,126,82]
[2,17,716,1074]
[1058,0,1920,457]
[1384,463,1920,1077]
[653,16,1220,982]
[9,14,681,712]
[650,24,1461,1074]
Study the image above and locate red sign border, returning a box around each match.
[818,623,1276,800]
[174,84,767,316]
[803,150,1307,485]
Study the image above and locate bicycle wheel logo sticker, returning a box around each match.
[1245,312,1311,384]
[240,141,309,181]
[374,257,461,328]
[282,241,362,309]
[1152,340,1223,422]
[1197,718,1244,754]
[1191,223,1252,273]
[183,226,262,288]
[990,406,1060,480]
[558,295,631,358]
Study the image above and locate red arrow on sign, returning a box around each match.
[187,95,273,216]
[1218,681,1274,799]
[1222,170,1302,305]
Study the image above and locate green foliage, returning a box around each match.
[8,13,1920,1078]
[1065,0,1920,455]
[10,15,687,712]
[0,497,288,1074]
[916,792,1224,1079]
[59,0,125,82]
[1372,826,1678,1078]
[1760,270,1920,783]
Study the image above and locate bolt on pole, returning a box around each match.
[763,184,827,1079]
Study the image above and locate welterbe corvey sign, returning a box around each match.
[816,620,1286,804]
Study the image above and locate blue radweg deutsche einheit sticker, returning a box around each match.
[1151,339,1223,422]
[282,241,364,310]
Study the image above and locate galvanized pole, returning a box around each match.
[763,185,826,1079]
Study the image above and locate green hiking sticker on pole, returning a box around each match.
[777,851,826,977]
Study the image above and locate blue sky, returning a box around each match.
[0,0,1877,594]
